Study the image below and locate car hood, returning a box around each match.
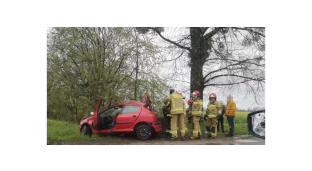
[83,116,92,120]
[80,116,92,124]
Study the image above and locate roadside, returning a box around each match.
[49,134,265,145]
[47,115,252,144]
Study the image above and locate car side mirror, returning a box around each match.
[247,110,265,139]
[90,111,94,116]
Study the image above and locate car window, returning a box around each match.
[121,105,140,114]
[100,106,122,117]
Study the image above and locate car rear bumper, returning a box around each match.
[152,121,162,132]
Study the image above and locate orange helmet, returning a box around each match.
[192,90,200,98]
[209,93,217,99]
[188,99,193,105]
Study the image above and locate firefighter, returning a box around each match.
[176,92,188,135]
[189,90,203,140]
[187,98,193,124]
[186,98,193,133]
[205,93,222,138]
[166,91,186,140]
[162,89,175,137]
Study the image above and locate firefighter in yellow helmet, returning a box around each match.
[189,90,203,140]
[166,90,186,140]
[205,93,222,138]
[176,92,188,136]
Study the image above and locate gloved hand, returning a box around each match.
[204,115,208,121]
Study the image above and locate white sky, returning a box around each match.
[40,24,268,109]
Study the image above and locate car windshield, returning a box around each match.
[252,112,265,136]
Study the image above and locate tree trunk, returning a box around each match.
[134,32,139,100]
[189,27,208,100]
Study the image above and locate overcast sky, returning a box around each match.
[40,24,266,109]
[152,24,266,109]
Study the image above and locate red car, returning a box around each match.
[79,93,162,140]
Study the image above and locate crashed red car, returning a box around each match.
[79,93,162,140]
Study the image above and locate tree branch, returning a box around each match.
[203,57,252,80]
[205,80,250,87]
[204,73,264,84]
[232,27,265,37]
[151,28,191,51]
[201,27,209,35]
[163,50,185,62]
[204,27,222,40]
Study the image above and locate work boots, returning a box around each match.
[170,137,178,141]
[189,136,200,140]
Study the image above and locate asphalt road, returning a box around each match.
[49,136,266,146]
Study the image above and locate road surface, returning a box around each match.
[51,134,265,145]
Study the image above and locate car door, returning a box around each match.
[113,105,141,132]
[93,98,103,130]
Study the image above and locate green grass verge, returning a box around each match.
[47,112,250,143]
[187,112,249,135]
[47,119,100,144]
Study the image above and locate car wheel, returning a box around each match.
[81,125,92,136]
[135,124,152,140]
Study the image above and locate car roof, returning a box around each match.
[119,100,145,106]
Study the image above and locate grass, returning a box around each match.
[186,112,249,135]
[47,112,250,143]
[47,119,100,144]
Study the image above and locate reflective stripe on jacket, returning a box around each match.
[169,93,184,114]
[206,101,221,118]
[191,99,203,116]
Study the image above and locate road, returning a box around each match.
[54,134,265,145]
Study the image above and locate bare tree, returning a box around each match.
[138,27,265,103]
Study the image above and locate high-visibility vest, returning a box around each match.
[191,99,203,116]
[169,93,184,114]
[207,102,221,118]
